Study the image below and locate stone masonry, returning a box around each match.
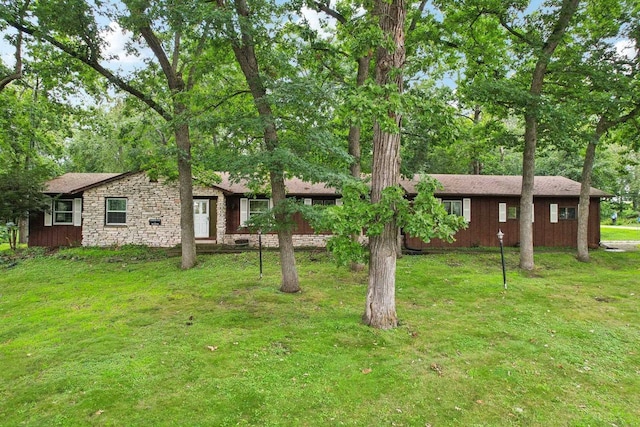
[82,172,226,247]
[223,233,332,248]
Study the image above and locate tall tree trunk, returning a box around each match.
[349,55,371,271]
[224,0,300,292]
[139,24,198,269]
[364,0,405,329]
[471,106,482,175]
[519,112,537,270]
[577,136,598,262]
[518,0,580,270]
[271,171,300,292]
[174,101,197,269]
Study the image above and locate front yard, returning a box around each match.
[1,247,639,425]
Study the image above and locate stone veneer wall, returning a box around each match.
[223,233,332,248]
[82,172,226,247]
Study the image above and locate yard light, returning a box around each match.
[497,229,507,290]
[258,229,263,279]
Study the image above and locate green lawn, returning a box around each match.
[1,246,639,426]
[601,225,640,241]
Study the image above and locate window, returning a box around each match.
[502,202,533,223]
[240,198,271,226]
[249,199,270,217]
[53,200,73,224]
[443,200,462,216]
[559,207,576,220]
[106,198,127,225]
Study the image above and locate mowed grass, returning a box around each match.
[601,225,640,241]
[1,247,639,426]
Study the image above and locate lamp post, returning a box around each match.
[497,229,507,290]
[258,229,263,279]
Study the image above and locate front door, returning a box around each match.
[193,199,209,238]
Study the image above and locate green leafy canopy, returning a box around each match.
[313,177,467,265]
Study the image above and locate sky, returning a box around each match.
[1,1,637,83]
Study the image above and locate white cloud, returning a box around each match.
[100,22,151,71]
[0,31,19,69]
[298,6,337,39]
[615,39,637,60]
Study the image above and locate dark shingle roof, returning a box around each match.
[214,172,339,196]
[400,174,609,197]
[44,172,609,198]
[45,173,127,194]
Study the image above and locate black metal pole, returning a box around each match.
[499,239,507,290]
[258,231,263,279]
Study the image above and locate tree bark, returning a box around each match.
[577,103,640,261]
[576,135,598,262]
[363,0,405,329]
[139,24,197,269]
[518,0,580,270]
[348,55,371,178]
[174,100,197,269]
[349,55,371,271]
[224,0,300,292]
[519,112,537,270]
[271,171,300,292]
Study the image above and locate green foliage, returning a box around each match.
[0,223,9,246]
[397,178,468,243]
[0,166,49,222]
[0,165,50,250]
[315,178,467,266]
[242,197,304,233]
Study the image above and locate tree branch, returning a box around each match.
[0,0,30,91]
[313,1,347,25]
[4,18,172,121]
[0,30,23,91]
[408,0,428,34]
[137,24,182,91]
[172,32,181,74]
[186,21,213,91]
[496,13,536,47]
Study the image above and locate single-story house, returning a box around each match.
[27,171,608,250]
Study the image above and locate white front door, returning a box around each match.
[193,199,209,238]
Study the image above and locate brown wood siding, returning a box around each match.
[405,196,602,249]
[28,211,82,247]
[226,195,328,235]
[226,196,243,233]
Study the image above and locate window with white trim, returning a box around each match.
[240,198,271,226]
[53,200,74,225]
[559,207,577,220]
[443,200,462,216]
[106,198,127,225]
